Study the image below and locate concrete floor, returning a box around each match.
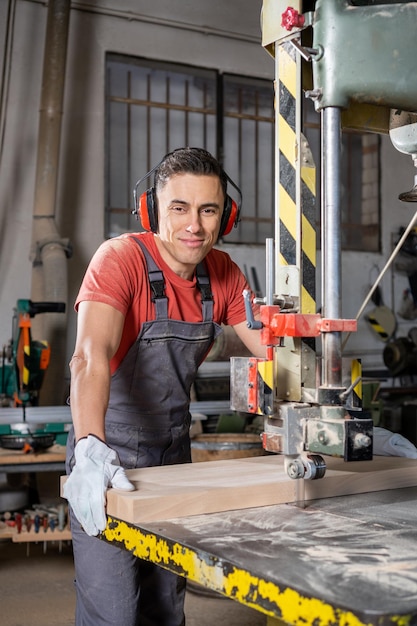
[0,538,267,626]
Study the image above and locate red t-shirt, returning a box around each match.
[75,232,257,372]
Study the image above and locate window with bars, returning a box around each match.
[303,98,381,252]
[105,54,275,244]
[105,53,380,251]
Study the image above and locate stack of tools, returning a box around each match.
[0,503,72,554]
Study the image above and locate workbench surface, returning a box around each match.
[0,444,66,473]
[103,486,417,626]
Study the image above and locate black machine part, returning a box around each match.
[0,432,55,452]
[383,331,417,376]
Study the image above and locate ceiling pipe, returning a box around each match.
[30,0,72,405]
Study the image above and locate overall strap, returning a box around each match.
[195,263,214,322]
[132,237,168,319]
[131,236,213,322]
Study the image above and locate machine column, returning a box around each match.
[321,107,342,389]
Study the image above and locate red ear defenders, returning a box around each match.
[132,167,241,238]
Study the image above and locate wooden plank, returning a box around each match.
[103,455,417,524]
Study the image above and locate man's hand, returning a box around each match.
[63,434,135,536]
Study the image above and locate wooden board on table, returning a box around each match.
[103,454,417,524]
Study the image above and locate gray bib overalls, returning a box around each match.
[67,237,222,626]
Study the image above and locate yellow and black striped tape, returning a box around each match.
[257,359,274,415]
[277,41,316,367]
[366,313,390,341]
[301,140,316,316]
[351,358,362,408]
[277,41,297,269]
[278,41,316,313]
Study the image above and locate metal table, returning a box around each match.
[101,486,417,626]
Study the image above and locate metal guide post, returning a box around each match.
[321,107,342,390]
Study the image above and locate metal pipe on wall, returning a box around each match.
[0,0,16,167]
[30,0,72,405]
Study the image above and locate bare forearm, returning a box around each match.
[69,301,125,441]
[69,354,111,442]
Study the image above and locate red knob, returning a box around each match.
[281,7,305,31]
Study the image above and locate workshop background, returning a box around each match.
[1,1,417,625]
[1,0,416,399]
[1,0,417,510]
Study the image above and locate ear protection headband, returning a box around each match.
[132,162,242,238]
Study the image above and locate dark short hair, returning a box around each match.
[154,147,228,198]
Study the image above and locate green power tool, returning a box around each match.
[0,299,65,408]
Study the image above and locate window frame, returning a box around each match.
[105,53,275,245]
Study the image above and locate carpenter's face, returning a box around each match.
[154,173,224,279]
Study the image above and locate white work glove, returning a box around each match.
[63,434,135,536]
[373,427,417,459]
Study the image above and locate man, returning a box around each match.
[64,147,265,626]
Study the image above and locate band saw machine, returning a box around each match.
[231,0,417,481]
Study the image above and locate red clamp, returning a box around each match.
[317,318,357,333]
[259,306,358,343]
[281,7,305,31]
